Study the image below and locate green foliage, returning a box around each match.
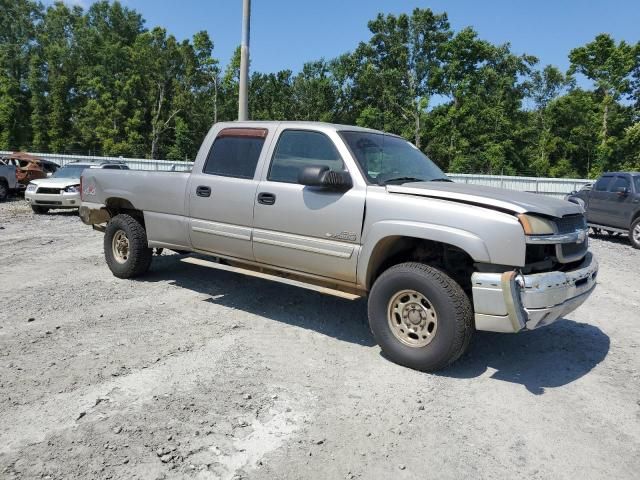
[0,3,638,176]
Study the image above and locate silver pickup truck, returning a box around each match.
[80,121,598,371]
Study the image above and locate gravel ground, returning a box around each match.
[0,199,639,480]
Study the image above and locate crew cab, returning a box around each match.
[79,121,598,371]
[567,172,640,249]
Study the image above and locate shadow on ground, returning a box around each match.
[144,254,610,392]
[589,231,631,247]
[141,254,375,347]
[439,320,610,394]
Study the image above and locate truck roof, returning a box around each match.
[603,171,640,176]
[217,120,388,135]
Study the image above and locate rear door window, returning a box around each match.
[593,176,613,192]
[203,128,268,179]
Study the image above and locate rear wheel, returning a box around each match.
[31,205,49,214]
[368,262,473,372]
[630,218,640,249]
[104,214,153,278]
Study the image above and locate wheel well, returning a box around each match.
[633,209,640,224]
[366,236,475,294]
[104,197,144,224]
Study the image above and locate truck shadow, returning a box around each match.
[142,255,375,347]
[590,231,631,247]
[144,255,610,393]
[438,320,610,394]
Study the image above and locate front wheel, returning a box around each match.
[104,214,153,278]
[630,218,640,249]
[368,262,473,372]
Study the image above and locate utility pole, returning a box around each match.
[238,0,251,121]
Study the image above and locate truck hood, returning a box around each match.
[29,177,80,189]
[387,182,583,218]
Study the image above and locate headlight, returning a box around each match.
[517,214,555,235]
[26,183,37,192]
[65,185,80,193]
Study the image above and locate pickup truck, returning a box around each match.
[566,172,640,249]
[0,164,18,201]
[79,121,598,371]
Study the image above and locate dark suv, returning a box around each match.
[567,172,640,248]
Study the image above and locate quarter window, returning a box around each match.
[203,129,267,179]
[268,130,345,184]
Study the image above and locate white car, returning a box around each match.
[25,161,128,214]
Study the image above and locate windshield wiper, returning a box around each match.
[430,177,453,182]
[378,176,427,186]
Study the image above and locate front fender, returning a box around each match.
[357,220,492,288]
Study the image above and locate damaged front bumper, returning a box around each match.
[471,252,598,333]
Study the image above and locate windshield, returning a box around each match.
[52,165,87,179]
[340,131,448,185]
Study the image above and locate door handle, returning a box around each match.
[196,186,211,197]
[257,192,276,205]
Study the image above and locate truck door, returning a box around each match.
[587,175,614,225]
[252,128,365,283]
[188,127,272,260]
[608,175,637,228]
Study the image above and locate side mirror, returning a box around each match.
[298,165,353,191]
[616,186,629,197]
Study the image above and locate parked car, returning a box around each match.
[0,152,59,191]
[0,164,19,201]
[566,172,640,249]
[25,160,129,214]
[79,121,598,371]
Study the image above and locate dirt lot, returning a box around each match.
[0,199,639,480]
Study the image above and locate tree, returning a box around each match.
[569,34,635,147]
[351,9,452,147]
[0,0,41,150]
[525,65,569,174]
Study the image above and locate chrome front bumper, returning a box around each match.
[471,253,598,333]
[25,191,81,208]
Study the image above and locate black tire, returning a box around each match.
[630,218,640,250]
[31,205,49,214]
[368,262,473,372]
[0,181,8,202]
[104,214,153,278]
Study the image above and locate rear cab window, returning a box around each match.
[203,128,268,179]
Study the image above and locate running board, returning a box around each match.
[588,223,628,234]
[180,256,362,300]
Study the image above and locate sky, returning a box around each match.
[54,0,639,79]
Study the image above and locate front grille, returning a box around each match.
[555,214,587,234]
[561,241,587,258]
[35,200,62,205]
[37,187,62,194]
